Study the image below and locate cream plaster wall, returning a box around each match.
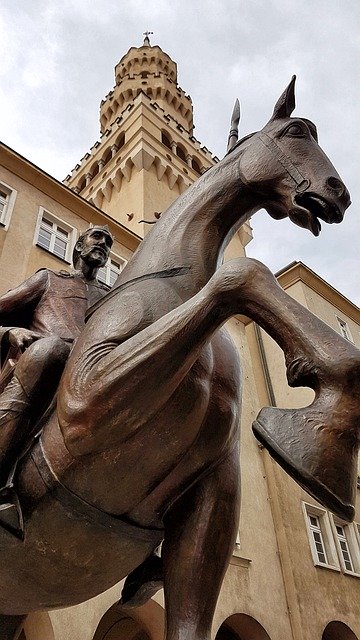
[0,163,134,294]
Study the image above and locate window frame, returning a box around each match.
[336,316,354,343]
[302,502,340,571]
[34,208,77,264]
[330,515,360,577]
[0,181,17,229]
[97,252,127,287]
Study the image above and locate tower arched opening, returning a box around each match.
[161,132,172,150]
[176,144,187,162]
[90,161,99,178]
[77,176,87,192]
[102,148,112,166]
[192,157,202,174]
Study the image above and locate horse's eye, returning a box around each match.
[284,123,306,137]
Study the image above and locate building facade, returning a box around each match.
[0,37,359,640]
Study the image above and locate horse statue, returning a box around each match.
[0,77,359,640]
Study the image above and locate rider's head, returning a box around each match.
[73,226,114,270]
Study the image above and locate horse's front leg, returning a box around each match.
[214,257,360,521]
[162,446,240,640]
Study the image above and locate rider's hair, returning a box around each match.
[72,225,114,268]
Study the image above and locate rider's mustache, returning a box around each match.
[81,245,107,257]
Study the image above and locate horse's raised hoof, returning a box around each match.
[253,404,358,522]
[0,485,24,540]
[119,553,163,608]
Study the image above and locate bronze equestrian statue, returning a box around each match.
[0,77,358,640]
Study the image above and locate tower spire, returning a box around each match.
[143,30,153,46]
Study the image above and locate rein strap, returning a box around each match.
[259,133,310,193]
[86,266,191,322]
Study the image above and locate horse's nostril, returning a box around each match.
[326,177,344,195]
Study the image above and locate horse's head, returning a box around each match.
[233,76,351,236]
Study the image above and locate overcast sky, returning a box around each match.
[0,1,359,305]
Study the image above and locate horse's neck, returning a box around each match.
[118,155,257,295]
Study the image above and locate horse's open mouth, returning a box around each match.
[292,193,343,236]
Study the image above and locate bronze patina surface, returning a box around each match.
[0,79,358,640]
[0,226,112,537]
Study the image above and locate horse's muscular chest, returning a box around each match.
[68,330,241,518]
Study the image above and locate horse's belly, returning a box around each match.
[0,492,161,615]
[61,350,214,516]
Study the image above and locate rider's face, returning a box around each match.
[80,229,112,267]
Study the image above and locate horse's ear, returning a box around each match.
[271,75,296,120]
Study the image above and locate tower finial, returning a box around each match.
[143,31,153,46]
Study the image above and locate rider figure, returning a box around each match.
[0,225,113,536]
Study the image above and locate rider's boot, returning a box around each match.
[0,376,31,481]
[253,350,360,522]
[0,337,70,539]
[120,552,163,608]
[0,375,31,539]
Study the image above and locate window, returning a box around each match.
[161,132,172,150]
[176,145,187,162]
[35,210,76,262]
[334,523,354,572]
[192,158,202,175]
[0,181,17,228]
[337,317,353,342]
[302,503,340,570]
[98,255,126,287]
[331,516,360,576]
[308,514,328,564]
[303,502,360,577]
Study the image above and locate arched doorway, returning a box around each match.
[323,621,358,640]
[93,599,164,640]
[96,615,150,640]
[216,613,272,640]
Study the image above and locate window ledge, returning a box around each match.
[314,562,341,573]
[230,552,252,568]
[35,243,71,265]
[343,570,360,579]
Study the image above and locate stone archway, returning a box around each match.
[216,613,272,640]
[322,621,359,640]
[96,616,150,640]
[93,599,164,640]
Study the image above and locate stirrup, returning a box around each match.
[0,484,24,540]
[253,405,358,522]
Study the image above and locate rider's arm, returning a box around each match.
[0,270,48,324]
[0,270,48,352]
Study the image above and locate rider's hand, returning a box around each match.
[7,328,43,351]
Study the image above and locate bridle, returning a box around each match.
[259,132,311,194]
[227,129,311,194]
